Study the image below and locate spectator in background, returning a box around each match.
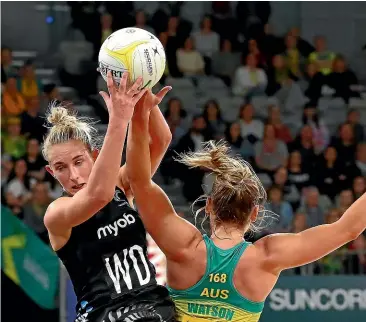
[288,27,315,58]
[238,103,264,141]
[17,61,42,104]
[327,55,359,103]
[2,77,26,117]
[212,39,241,87]
[42,83,61,113]
[258,23,283,60]
[283,34,302,78]
[273,166,301,209]
[266,185,294,233]
[1,47,16,84]
[164,98,188,146]
[20,96,47,142]
[266,105,292,143]
[254,124,289,175]
[225,122,254,160]
[232,53,267,98]
[192,15,220,75]
[243,39,267,68]
[135,10,155,35]
[175,115,210,201]
[309,35,335,75]
[297,187,326,227]
[1,154,14,186]
[302,104,329,153]
[176,37,205,76]
[355,142,366,176]
[290,212,308,233]
[331,123,357,167]
[290,125,317,166]
[287,150,313,194]
[303,62,325,103]
[266,54,298,96]
[23,138,47,182]
[316,146,342,200]
[202,100,226,139]
[336,189,355,213]
[165,16,191,49]
[23,181,52,244]
[4,159,31,216]
[159,32,181,78]
[352,176,366,200]
[347,109,364,142]
[2,117,27,159]
[100,13,113,44]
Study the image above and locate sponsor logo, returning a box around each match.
[97,214,136,239]
[99,62,125,80]
[269,288,366,311]
[143,49,153,76]
[102,303,164,322]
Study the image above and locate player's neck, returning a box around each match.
[211,225,245,241]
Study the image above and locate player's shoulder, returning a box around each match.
[44,196,71,231]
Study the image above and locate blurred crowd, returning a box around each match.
[1,1,365,275]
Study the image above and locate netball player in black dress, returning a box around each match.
[43,72,175,322]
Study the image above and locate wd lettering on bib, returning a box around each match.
[97,214,136,239]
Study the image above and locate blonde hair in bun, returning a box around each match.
[42,101,98,161]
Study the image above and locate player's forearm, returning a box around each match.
[148,105,172,175]
[339,192,366,239]
[88,117,128,198]
[127,109,152,186]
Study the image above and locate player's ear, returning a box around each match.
[91,149,100,161]
[45,165,54,177]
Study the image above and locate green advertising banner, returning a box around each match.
[260,276,366,322]
[1,206,59,309]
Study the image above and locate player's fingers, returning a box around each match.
[99,91,110,108]
[155,86,172,104]
[127,77,143,96]
[133,88,148,103]
[119,72,128,93]
[106,71,115,94]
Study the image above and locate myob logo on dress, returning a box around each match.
[97,214,136,239]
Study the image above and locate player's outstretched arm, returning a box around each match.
[45,72,147,232]
[258,192,366,273]
[127,91,202,262]
[118,87,172,197]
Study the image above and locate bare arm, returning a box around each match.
[127,91,202,262]
[45,72,146,233]
[118,98,172,193]
[259,192,366,273]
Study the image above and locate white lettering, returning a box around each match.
[104,245,152,294]
[104,249,132,293]
[97,214,136,239]
[269,288,366,311]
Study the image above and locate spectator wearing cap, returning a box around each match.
[2,117,27,159]
[17,61,42,103]
[309,35,336,75]
[1,47,16,84]
[2,77,26,118]
[232,53,267,98]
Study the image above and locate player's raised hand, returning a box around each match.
[135,86,172,113]
[99,71,147,122]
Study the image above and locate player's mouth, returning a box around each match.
[72,183,86,190]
